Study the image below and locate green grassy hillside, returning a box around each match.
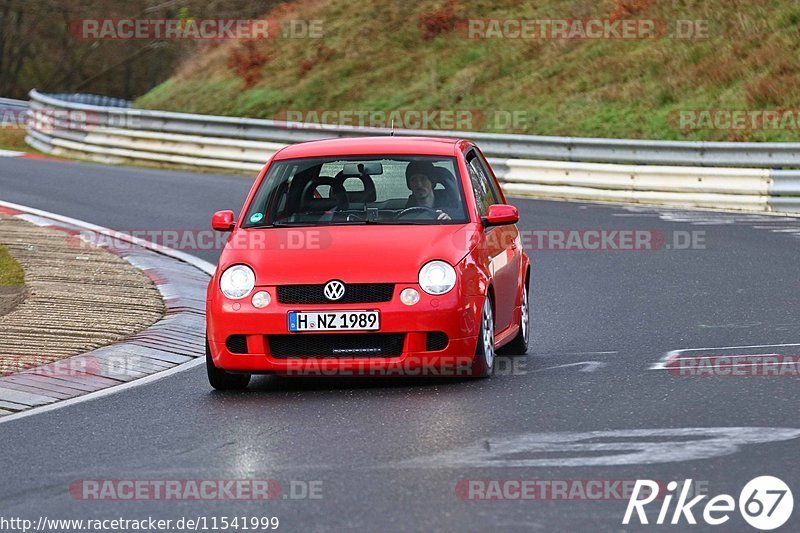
[137,0,800,141]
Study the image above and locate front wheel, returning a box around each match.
[206,340,251,390]
[471,296,495,378]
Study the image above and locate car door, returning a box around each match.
[476,149,523,326]
[465,149,518,331]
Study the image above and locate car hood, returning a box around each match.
[220,224,481,285]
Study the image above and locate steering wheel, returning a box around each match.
[299,176,348,212]
[396,206,439,219]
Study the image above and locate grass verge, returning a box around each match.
[0,128,28,152]
[0,244,24,287]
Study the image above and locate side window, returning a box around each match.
[466,150,493,216]
[475,151,504,204]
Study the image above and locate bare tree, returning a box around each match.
[1,0,285,99]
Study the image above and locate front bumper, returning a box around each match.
[207,284,484,376]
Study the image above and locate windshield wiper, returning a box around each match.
[378,220,443,225]
[269,220,332,228]
[270,220,372,227]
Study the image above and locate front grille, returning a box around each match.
[277,283,394,304]
[426,332,449,351]
[269,333,405,358]
[226,335,248,354]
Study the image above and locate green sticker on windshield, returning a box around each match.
[250,212,264,223]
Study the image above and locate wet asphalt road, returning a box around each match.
[1,156,799,532]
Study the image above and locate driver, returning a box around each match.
[405,161,452,220]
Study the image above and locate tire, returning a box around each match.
[471,296,496,378]
[501,284,529,355]
[206,340,251,390]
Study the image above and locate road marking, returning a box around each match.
[698,322,762,329]
[650,343,800,370]
[753,226,800,230]
[669,353,779,361]
[530,351,618,358]
[555,351,617,355]
[392,427,800,468]
[534,361,608,373]
[0,200,214,426]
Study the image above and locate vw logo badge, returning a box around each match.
[324,280,346,301]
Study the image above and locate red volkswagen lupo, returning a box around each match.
[206,137,530,389]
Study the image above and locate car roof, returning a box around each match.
[273,136,464,160]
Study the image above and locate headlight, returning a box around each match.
[220,264,256,299]
[418,260,456,295]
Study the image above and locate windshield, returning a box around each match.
[242,156,468,227]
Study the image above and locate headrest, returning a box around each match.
[430,166,456,188]
[335,173,377,203]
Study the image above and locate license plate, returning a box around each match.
[288,310,380,332]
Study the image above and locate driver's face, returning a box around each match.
[409,174,433,200]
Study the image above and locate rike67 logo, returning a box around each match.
[624,476,793,530]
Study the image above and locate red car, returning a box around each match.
[206,137,530,389]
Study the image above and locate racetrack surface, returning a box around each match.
[1,157,799,532]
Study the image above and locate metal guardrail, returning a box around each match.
[0,97,29,110]
[28,89,800,169]
[23,90,800,213]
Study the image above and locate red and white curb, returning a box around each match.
[0,148,74,162]
[0,201,215,424]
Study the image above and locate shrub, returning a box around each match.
[227,41,271,88]
[609,0,652,21]
[419,0,461,41]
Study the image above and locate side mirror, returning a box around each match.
[211,210,235,232]
[482,204,519,227]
